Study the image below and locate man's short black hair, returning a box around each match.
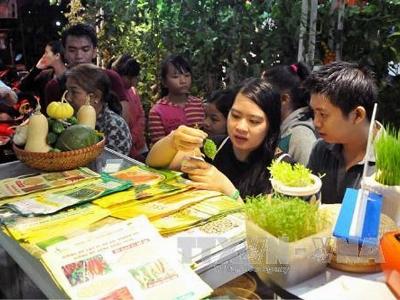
[61,23,98,48]
[304,61,378,121]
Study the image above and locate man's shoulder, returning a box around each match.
[311,139,335,154]
[308,139,340,170]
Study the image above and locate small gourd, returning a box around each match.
[13,119,29,146]
[77,95,96,129]
[25,106,51,152]
[46,91,74,120]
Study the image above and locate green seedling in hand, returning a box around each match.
[203,138,217,160]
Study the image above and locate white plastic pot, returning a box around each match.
[362,174,400,226]
[271,174,322,202]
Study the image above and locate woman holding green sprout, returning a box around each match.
[146,78,288,200]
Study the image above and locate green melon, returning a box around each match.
[55,125,99,151]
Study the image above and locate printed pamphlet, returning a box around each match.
[41,216,212,300]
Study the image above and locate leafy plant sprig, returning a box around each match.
[374,126,400,186]
[268,160,314,187]
[244,194,329,242]
[203,138,217,160]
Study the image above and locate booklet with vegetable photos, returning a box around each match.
[41,215,212,300]
[7,173,132,216]
[0,167,99,201]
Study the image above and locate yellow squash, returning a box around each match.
[77,96,96,129]
[46,98,74,120]
[25,107,51,152]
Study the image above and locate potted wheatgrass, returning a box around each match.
[245,194,332,287]
[268,160,322,203]
[362,127,400,225]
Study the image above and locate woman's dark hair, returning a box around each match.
[47,40,65,63]
[303,61,377,121]
[234,78,281,197]
[65,64,122,115]
[112,54,141,77]
[206,87,238,119]
[160,54,191,97]
[262,62,311,110]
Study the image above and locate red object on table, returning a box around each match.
[0,123,14,136]
[381,230,400,298]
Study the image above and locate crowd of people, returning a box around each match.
[0,22,381,205]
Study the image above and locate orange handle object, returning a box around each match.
[381,230,400,298]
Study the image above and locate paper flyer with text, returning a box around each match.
[7,174,131,215]
[41,216,212,300]
[0,168,99,201]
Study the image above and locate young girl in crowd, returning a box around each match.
[65,63,132,155]
[111,54,148,161]
[146,78,283,200]
[262,62,317,165]
[203,87,237,136]
[148,54,205,145]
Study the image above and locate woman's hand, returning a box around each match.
[36,55,50,70]
[170,125,207,152]
[146,125,207,168]
[181,156,242,202]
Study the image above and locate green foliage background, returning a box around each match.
[62,0,400,127]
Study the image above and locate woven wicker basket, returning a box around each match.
[13,138,105,171]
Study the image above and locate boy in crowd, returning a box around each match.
[304,61,380,204]
[44,23,128,115]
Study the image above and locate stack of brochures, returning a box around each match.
[0,164,246,298]
[41,216,213,300]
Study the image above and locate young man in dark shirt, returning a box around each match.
[44,23,128,113]
[304,61,381,204]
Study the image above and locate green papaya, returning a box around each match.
[55,125,100,151]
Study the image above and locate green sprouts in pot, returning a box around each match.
[268,160,314,187]
[374,127,400,186]
[244,194,329,242]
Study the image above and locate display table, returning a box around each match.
[0,148,251,298]
[0,149,395,299]
[262,268,393,299]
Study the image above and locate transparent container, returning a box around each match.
[246,218,331,287]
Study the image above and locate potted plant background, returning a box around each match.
[268,160,322,203]
[245,194,332,287]
[362,127,400,225]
